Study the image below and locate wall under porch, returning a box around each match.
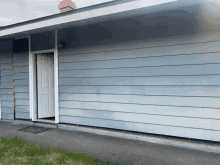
[0,39,14,120]
[57,9,220,142]
[0,38,30,120]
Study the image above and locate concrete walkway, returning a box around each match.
[0,120,220,165]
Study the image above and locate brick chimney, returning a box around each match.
[58,0,77,13]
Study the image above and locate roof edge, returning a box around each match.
[0,0,135,31]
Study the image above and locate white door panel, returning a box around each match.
[37,53,55,118]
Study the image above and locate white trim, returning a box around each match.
[0,0,178,38]
[29,35,33,119]
[29,32,59,123]
[29,35,37,120]
[33,119,56,124]
[55,30,59,123]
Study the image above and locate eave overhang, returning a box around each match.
[0,0,214,40]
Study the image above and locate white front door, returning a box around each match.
[37,53,55,118]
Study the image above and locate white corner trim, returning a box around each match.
[55,30,59,124]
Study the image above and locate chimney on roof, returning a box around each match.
[58,0,77,13]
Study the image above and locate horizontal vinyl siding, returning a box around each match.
[13,52,30,119]
[59,76,217,86]
[58,42,220,64]
[59,53,220,70]
[58,86,220,97]
[15,112,30,119]
[0,50,14,120]
[59,93,203,107]
[59,101,220,119]
[58,29,220,142]
[60,115,220,142]
[59,108,212,129]
[1,113,14,120]
[59,65,203,77]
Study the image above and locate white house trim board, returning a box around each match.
[29,35,33,119]
[55,30,59,124]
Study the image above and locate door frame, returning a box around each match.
[29,30,59,123]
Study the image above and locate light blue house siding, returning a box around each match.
[0,39,30,120]
[58,27,220,141]
[13,51,30,119]
[0,49,14,120]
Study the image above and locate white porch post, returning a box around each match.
[29,35,32,119]
[29,35,37,120]
[55,30,59,123]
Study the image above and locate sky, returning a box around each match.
[0,0,114,26]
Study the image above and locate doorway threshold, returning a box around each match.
[33,119,56,124]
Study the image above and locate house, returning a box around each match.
[1,0,220,142]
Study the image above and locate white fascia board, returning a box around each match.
[0,0,177,38]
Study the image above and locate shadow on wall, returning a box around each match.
[58,4,200,48]
[0,39,13,52]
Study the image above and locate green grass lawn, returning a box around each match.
[0,135,124,165]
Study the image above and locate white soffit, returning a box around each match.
[0,0,177,38]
